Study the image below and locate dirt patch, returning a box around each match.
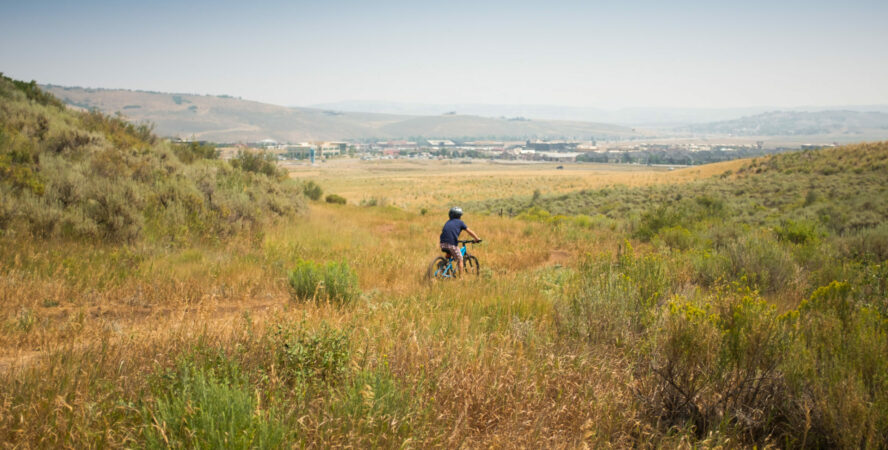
[547,250,573,266]
[375,224,396,235]
[0,351,42,373]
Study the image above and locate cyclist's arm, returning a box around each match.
[464,227,480,241]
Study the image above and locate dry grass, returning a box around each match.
[286,158,745,209]
[0,159,753,447]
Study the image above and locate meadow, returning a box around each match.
[285,157,743,210]
[1,77,886,448]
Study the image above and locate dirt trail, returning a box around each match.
[0,297,284,375]
[547,250,572,266]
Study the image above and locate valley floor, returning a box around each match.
[2,154,886,448]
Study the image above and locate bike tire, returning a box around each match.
[427,256,450,280]
[464,255,480,276]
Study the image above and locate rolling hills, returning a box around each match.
[42,85,636,142]
[679,110,888,136]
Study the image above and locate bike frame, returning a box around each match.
[436,242,471,278]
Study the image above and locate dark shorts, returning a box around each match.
[440,243,462,263]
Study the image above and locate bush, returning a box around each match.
[231,150,283,179]
[775,219,821,244]
[640,287,791,441]
[781,281,888,448]
[657,225,694,250]
[633,205,685,242]
[329,368,420,444]
[840,222,888,262]
[360,196,389,207]
[272,322,351,386]
[303,180,322,200]
[288,259,359,304]
[693,232,797,294]
[325,193,346,205]
[557,243,674,344]
[144,357,286,449]
[172,141,217,164]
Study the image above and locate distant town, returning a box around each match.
[197,138,836,166]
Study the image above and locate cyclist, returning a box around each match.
[439,206,480,276]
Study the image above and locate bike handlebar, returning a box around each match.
[458,239,482,244]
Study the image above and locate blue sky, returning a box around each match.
[2,0,887,108]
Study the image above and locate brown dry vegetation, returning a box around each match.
[1,204,651,448]
[285,158,745,210]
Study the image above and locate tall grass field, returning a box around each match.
[1,76,886,447]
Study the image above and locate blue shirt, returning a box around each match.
[439,219,467,245]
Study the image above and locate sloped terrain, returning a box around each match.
[1,76,305,242]
[43,85,635,141]
[681,110,888,136]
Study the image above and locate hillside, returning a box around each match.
[680,110,888,136]
[0,76,305,242]
[473,141,888,238]
[42,85,635,142]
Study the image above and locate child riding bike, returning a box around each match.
[439,206,481,276]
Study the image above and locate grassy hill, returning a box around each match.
[474,142,888,237]
[1,75,305,242]
[42,85,636,142]
[680,110,888,136]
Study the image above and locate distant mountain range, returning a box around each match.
[42,85,635,142]
[678,110,888,136]
[309,100,888,126]
[41,85,888,143]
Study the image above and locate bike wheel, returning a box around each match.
[464,255,480,276]
[427,256,450,280]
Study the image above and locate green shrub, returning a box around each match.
[633,205,685,242]
[288,259,359,304]
[781,281,888,448]
[329,368,421,445]
[231,150,283,179]
[303,180,322,200]
[325,193,346,205]
[557,243,673,343]
[2,76,64,108]
[775,219,821,244]
[641,287,791,441]
[657,225,694,250]
[272,322,351,386]
[360,196,389,207]
[172,141,217,164]
[840,222,888,262]
[693,232,797,293]
[144,357,286,449]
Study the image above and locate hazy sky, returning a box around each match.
[2,0,887,109]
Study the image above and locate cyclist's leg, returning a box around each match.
[453,247,465,276]
[440,243,463,276]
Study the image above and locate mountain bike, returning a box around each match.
[427,240,482,280]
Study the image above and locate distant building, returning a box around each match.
[538,151,581,161]
[283,143,315,159]
[320,141,348,156]
[464,140,504,151]
[526,140,579,151]
[377,140,418,151]
[426,139,455,147]
[256,138,278,148]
